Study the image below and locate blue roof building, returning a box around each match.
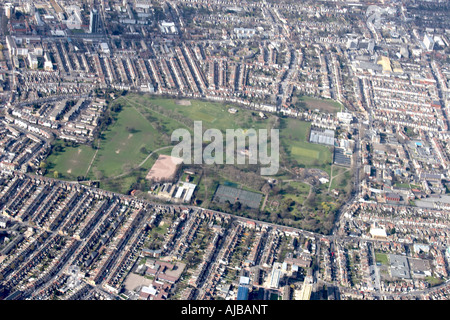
[237,286,249,300]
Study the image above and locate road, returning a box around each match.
[8,169,450,299]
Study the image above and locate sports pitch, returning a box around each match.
[291,146,320,159]
[280,118,332,168]
[213,184,263,209]
[298,96,343,114]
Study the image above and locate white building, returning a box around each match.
[135,0,152,9]
[0,216,7,228]
[234,28,256,39]
[423,34,435,51]
[269,262,282,289]
[160,21,177,34]
[64,5,83,30]
[27,53,38,69]
[100,43,110,54]
[44,52,53,71]
[337,112,353,124]
[4,3,13,19]
[370,227,387,239]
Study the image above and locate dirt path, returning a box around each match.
[328,165,350,192]
[280,165,314,199]
[104,145,173,181]
[85,140,100,178]
[260,192,269,211]
[138,145,173,168]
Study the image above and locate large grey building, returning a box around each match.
[309,128,335,146]
[89,9,100,34]
[389,254,411,279]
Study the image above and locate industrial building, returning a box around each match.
[309,128,335,146]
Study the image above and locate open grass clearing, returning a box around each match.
[45,141,96,180]
[299,96,343,114]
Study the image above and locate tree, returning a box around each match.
[39,161,47,169]
[54,171,60,179]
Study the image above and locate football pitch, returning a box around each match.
[280,118,332,169]
[298,96,343,114]
[291,146,320,159]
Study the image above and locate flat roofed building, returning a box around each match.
[89,9,99,34]
[337,112,353,124]
[389,254,411,279]
[309,128,335,146]
[408,258,431,279]
[237,285,249,300]
[27,53,38,69]
[234,28,256,39]
[370,227,387,240]
[269,263,282,289]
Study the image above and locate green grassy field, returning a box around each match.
[130,94,277,132]
[291,146,320,159]
[329,166,351,191]
[299,96,343,114]
[46,94,333,195]
[282,181,311,205]
[280,118,332,171]
[87,104,165,179]
[45,141,96,180]
[375,252,389,265]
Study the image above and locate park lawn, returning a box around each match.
[291,146,320,159]
[151,221,170,236]
[280,118,332,169]
[299,96,343,114]
[265,180,310,216]
[425,276,444,287]
[122,97,191,134]
[287,180,310,193]
[129,93,276,132]
[45,141,96,180]
[375,252,389,265]
[283,181,310,205]
[195,176,220,206]
[87,103,168,179]
[329,166,351,190]
[99,173,140,195]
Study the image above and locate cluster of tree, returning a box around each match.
[92,102,124,141]
[125,126,139,134]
